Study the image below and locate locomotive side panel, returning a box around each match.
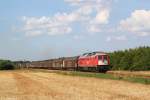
[78,56,98,67]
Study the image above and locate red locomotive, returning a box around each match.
[78,52,110,72]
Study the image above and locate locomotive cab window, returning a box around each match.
[98,56,102,60]
[103,55,108,60]
[103,55,108,64]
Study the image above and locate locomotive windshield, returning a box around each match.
[103,55,108,64]
[98,56,102,60]
[103,55,107,60]
[98,55,108,64]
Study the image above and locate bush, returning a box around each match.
[0,60,15,70]
[109,46,150,71]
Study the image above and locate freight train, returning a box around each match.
[26,52,110,72]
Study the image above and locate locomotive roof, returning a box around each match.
[80,51,107,58]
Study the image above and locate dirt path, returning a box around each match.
[0,70,149,100]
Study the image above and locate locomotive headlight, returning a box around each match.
[98,60,103,65]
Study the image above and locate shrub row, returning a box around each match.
[0,60,15,70]
[109,46,150,71]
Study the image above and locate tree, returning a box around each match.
[0,60,15,70]
[109,46,150,71]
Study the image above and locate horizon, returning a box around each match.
[0,0,150,61]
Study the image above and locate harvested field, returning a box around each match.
[0,70,150,100]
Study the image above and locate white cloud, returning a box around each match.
[119,10,150,36]
[88,9,110,33]
[22,15,73,37]
[87,25,101,33]
[47,27,72,36]
[22,0,113,37]
[25,30,43,37]
[106,35,127,42]
[92,9,110,24]
[67,0,112,33]
[77,5,93,15]
[73,35,84,40]
[115,35,127,40]
[65,0,112,9]
[64,0,83,6]
[106,37,111,42]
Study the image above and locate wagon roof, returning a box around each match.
[31,56,78,62]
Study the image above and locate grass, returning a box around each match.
[123,77,150,85]
[55,70,150,85]
[29,69,150,85]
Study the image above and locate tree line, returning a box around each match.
[0,60,15,70]
[0,46,150,71]
[109,46,150,71]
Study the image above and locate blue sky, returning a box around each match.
[0,0,150,61]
